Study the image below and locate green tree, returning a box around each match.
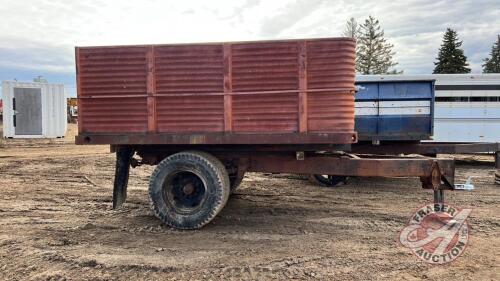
[356,16,399,74]
[343,17,359,39]
[433,28,470,73]
[483,35,500,73]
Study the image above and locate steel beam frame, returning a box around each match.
[351,142,500,155]
[245,154,454,190]
[76,132,357,145]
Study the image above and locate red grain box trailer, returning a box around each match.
[75,38,456,229]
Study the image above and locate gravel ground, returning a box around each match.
[0,124,498,280]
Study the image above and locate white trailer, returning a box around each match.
[432,74,500,142]
[2,81,67,138]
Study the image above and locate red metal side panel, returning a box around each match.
[231,42,299,91]
[79,97,148,133]
[155,95,224,132]
[76,38,356,143]
[154,45,224,132]
[306,39,355,132]
[232,41,299,132]
[306,39,356,89]
[307,91,355,132]
[232,93,299,132]
[78,46,148,133]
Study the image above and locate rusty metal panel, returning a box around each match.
[78,47,148,97]
[154,45,224,94]
[231,41,299,91]
[306,39,356,89]
[306,39,355,133]
[231,41,299,132]
[78,46,148,133]
[79,97,148,133]
[307,90,355,132]
[232,92,299,132]
[156,95,224,132]
[76,37,356,144]
[154,44,224,132]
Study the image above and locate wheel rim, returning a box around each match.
[162,170,207,214]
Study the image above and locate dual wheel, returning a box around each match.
[148,151,243,229]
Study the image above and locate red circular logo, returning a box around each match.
[399,203,471,264]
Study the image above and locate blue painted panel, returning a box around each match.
[355,81,434,101]
[355,117,378,135]
[378,116,432,136]
[354,80,434,141]
[356,116,432,140]
[355,83,379,100]
[379,82,433,100]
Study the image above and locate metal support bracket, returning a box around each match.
[433,189,444,204]
[113,147,134,209]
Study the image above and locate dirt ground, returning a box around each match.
[0,124,499,281]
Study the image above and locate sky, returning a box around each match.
[0,0,499,97]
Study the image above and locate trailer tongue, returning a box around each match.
[76,37,457,229]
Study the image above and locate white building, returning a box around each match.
[2,81,67,138]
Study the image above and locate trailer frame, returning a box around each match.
[110,144,456,215]
[350,141,500,168]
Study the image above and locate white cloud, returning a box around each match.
[0,0,499,76]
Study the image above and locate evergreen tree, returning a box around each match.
[433,28,470,73]
[483,35,500,73]
[356,16,398,74]
[343,17,359,39]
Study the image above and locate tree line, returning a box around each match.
[344,16,500,74]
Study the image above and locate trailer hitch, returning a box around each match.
[418,160,465,204]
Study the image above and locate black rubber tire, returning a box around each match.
[148,151,230,229]
[229,171,245,193]
[309,174,348,187]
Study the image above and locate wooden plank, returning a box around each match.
[146,46,157,133]
[223,43,233,132]
[298,41,308,133]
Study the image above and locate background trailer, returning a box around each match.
[353,75,499,166]
[357,74,500,143]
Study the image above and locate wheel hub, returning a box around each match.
[182,183,195,195]
[163,171,207,212]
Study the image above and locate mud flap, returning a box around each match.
[113,147,134,209]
